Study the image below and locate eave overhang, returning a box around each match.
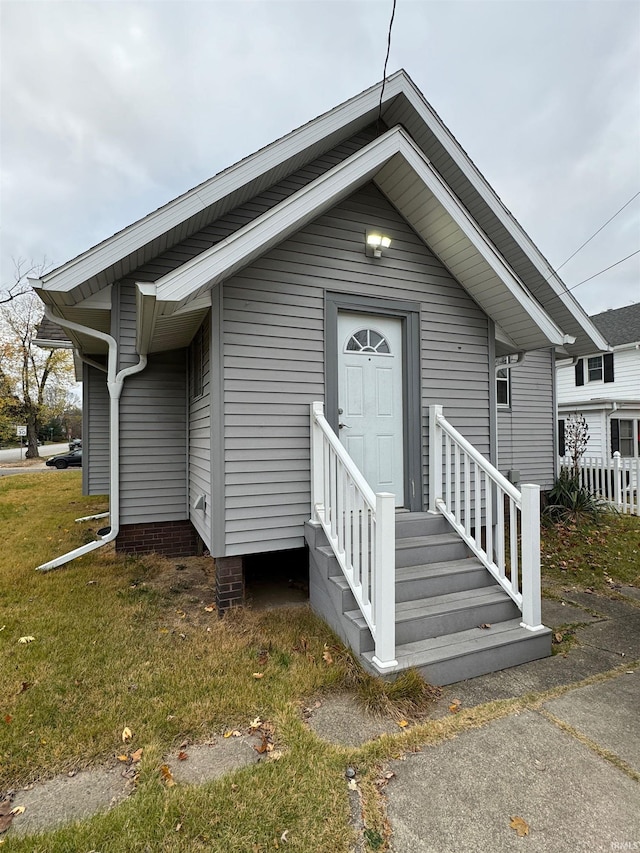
[147,126,567,352]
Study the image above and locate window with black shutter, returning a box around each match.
[603,353,615,383]
[558,419,565,457]
[610,418,619,455]
[575,359,584,386]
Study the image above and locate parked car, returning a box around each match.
[69,438,82,451]
[46,449,82,469]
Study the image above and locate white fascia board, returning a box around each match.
[397,76,610,353]
[155,127,404,301]
[396,136,567,346]
[36,76,407,296]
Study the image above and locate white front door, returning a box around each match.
[337,313,404,505]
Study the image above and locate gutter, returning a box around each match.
[36,307,148,572]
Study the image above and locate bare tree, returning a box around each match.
[0,258,50,305]
[0,291,75,458]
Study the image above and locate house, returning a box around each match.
[557,302,640,460]
[32,71,607,684]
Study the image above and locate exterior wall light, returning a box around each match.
[366,232,391,258]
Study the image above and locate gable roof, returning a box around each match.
[31,70,608,356]
[590,302,640,347]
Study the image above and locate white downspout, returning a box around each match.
[36,307,148,571]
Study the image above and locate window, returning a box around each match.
[496,356,513,408]
[558,419,566,457]
[575,353,614,386]
[345,328,391,354]
[611,418,640,458]
[587,356,603,382]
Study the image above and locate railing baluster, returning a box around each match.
[445,434,451,510]
[336,460,345,555]
[485,472,493,564]
[454,443,460,517]
[496,489,505,578]
[510,498,519,596]
[463,453,471,538]
[474,461,481,552]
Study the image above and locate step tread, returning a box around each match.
[344,586,512,627]
[363,620,551,667]
[396,558,485,583]
[396,533,462,550]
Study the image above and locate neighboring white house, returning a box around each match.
[557,302,640,460]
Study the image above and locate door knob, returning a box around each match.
[339,422,351,430]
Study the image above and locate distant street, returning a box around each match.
[0,442,69,465]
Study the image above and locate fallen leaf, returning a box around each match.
[17,636,35,644]
[449,698,462,714]
[268,750,283,761]
[281,829,289,843]
[178,751,188,761]
[253,672,264,679]
[175,822,182,831]
[4,716,12,725]
[121,727,133,742]
[10,807,25,816]
[553,632,564,644]
[347,779,358,790]
[509,816,530,837]
[249,716,262,731]
[255,734,271,754]
[0,800,14,835]
[479,623,491,630]
[176,610,186,618]
[131,748,143,763]
[17,682,31,695]
[117,754,129,762]
[204,605,215,612]
[322,644,333,665]
[223,730,234,738]
[160,764,176,787]
[397,719,409,728]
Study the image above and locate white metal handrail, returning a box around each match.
[310,402,397,670]
[429,404,543,632]
[560,453,639,516]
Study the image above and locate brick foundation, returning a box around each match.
[116,520,201,558]
[215,555,245,614]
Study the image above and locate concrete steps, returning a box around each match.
[306,511,551,686]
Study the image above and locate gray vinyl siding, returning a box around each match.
[188,314,211,548]
[498,349,555,489]
[83,363,110,495]
[222,182,490,555]
[104,131,377,534]
[118,349,188,524]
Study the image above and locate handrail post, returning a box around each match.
[520,483,543,631]
[310,402,325,523]
[372,492,397,670]
[613,451,622,509]
[429,405,443,512]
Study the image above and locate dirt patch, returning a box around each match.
[138,554,217,623]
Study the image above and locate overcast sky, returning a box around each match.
[1,0,639,316]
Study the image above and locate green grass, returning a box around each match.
[541,512,640,595]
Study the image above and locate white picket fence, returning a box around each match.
[561,452,639,516]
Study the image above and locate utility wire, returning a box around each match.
[554,190,640,274]
[376,0,397,132]
[564,249,640,292]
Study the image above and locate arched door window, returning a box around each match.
[345,328,391,354]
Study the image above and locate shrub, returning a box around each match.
[543,468,611,524]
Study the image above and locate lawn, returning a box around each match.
[1,473,638,851]
[0,472,435,852]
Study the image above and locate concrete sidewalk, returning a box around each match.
[382,589,640,852]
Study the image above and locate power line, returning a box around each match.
[376,0,397,132]
[554,190,640,274]
[564,249,640,292]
